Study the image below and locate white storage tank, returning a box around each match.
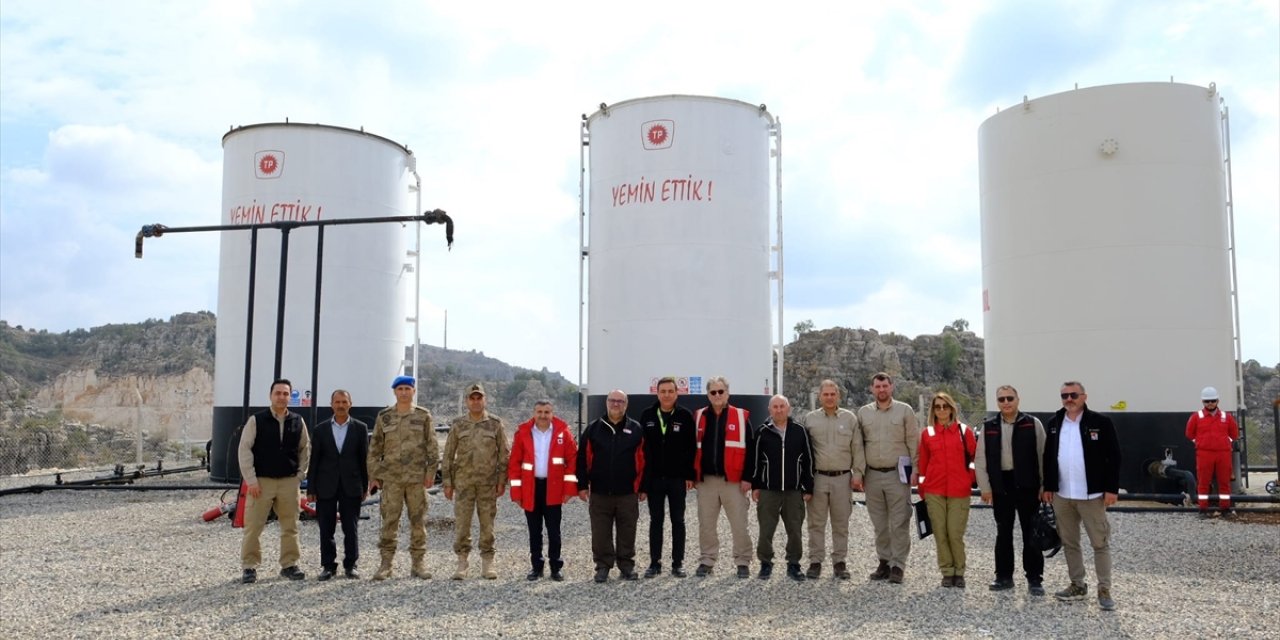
[211,123,415,482]
[583,96,777,421]
[979,82,1237,491]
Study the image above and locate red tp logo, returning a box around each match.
[255,150,285,179]
[641,120,674,150]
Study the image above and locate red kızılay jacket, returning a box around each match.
[508,416,578,511]
[1185,408,1239,453]
[917,422,977,498]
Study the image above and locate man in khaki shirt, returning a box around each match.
[853,372,919,584]
[367,375,440,580]
[237,378,311,584]
[443,383,509,580]
[801,379,859,580]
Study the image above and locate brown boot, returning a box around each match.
[373,556,394,581]
[411,557,432,579]
[833,562,851,580]
[869,560,891,581]
[481,556,497,580]
[451,554,469,581]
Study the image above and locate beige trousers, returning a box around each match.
[807,472,853,564]
[1053,494,1112,590]
[864,468,912,569]
[696,475,753,567]
[240,476,301,569]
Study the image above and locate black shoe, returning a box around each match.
[280,566,305,581]
[318,567,337,582]
[527,567,544,581]
[1220,509,1236,519]
[833,562,851,580]
[787,563,806,582]
[620,570,639,581]
[888,566,904,584]
[550,569,564,582]
[671,566,687,578]
[643,563,662,579]
[1029,582,1046,597]
[1198,511,1213,520]
[695,564,713,577]
[989,578,1015,591]
[758,562,773,579]
[241,568,257,584]
[806,563,821,579]
[953,576,966,589]
[594,568,609,583]
[736,565,750,579]
[344,568,360,579]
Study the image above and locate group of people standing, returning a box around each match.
[234,373,1136,614]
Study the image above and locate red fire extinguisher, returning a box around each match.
[201,487,239,522]
[232,481,248,528]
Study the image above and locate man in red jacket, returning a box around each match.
[1186,386,1239,519]
[509,400,578,581]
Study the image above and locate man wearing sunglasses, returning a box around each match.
[1185,386,1239,519]
[1041,381,1121,611]
[975,385,1046,595]
[692,376,755,579]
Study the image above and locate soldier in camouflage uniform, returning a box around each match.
[443,383,510,580]
[367,375,440,580]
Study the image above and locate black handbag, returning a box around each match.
[1031,502,1062,558]
[914,499,932,539]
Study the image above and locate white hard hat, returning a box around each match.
[1200,386,1219,401]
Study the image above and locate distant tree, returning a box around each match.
[939,333,962,380]
[944,318,969,333]
[793,319,815,340]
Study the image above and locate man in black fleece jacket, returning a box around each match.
[749,394,814,581]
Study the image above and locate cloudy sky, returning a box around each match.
[1,0,1276,382]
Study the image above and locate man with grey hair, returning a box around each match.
[975,384,1046,595]
[801,379,860,580]
[692,376,755,579]
[748,394,814,581]
[578,390,645,583]
[1042,381,1121,611]
[853,372,919,584]
[509,400,578,581]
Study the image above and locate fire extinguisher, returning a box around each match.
[202,488,238,522]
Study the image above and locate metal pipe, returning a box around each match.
[578,117,589,437]
[241,227,259,425]
[773,117,784,395]
[0,484,240,497]
[272,227,292,379]
[309,225,325,428]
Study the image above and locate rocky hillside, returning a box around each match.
[1,314,1276,476]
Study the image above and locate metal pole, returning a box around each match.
[242,228,259,423]
[412,168,422,378]
[1221,101,1248,486]
[774,117,784,395]
[578,117,589,435]
[309,225,325,428]
[134,387,144,465]
[273,228,292,380]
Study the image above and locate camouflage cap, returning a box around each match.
[467,383,486,397]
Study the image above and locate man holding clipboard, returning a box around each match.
[853,372,920,584]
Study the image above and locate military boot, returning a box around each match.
[373,555,394,581]
[452,554,469,581]
[481,555,497,580]
[411,556,432,579]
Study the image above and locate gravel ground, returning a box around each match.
[1,475,1277,640]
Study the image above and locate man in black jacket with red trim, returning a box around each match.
[578,389,645,583]
[1041,380,1121,612]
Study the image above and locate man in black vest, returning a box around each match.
[975,385,1046,595]
[307,389,369,580]
[238,378,311,584]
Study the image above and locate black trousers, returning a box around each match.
[317,493,362,570]
[992,472,1043,583]
[646,476,687,567]
[524,478,563,570]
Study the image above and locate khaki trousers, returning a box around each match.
[864,468,912,569]
[1053,494,1112,590]
[453,485,498,557]
[924,494,970,577]
[696,475,753,568]
[241,476,301,569]
[379,482,428,559]
[806,472,853,564]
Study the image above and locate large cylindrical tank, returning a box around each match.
[210,123,414,482]
[979,82,1236,491]
[584,96,775,422]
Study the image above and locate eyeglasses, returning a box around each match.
[708,389,726,396]
[932,404,950,410]
[1060,392,1081,400]
[1202,399,1218,404]
[606,399,626,404]
[997,396,1015,403]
